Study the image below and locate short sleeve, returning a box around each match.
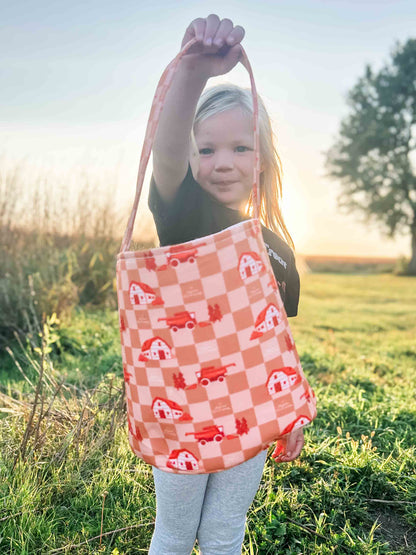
[284,251,300,317]
[148,164,202,246]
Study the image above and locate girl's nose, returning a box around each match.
[214,151,234,170]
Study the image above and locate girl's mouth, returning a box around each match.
[214,181,235,187]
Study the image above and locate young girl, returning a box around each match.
[147,14,304,555]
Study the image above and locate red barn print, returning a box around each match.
[266,367,301,395]
[238,252,265,280]
[139,337,172,361]
[281,415,312,435]
[129,281,163,306]
[152,397,192,421]
[167,449,199,471]
[250,303,281,339]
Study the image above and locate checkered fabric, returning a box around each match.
[116,37,316,474]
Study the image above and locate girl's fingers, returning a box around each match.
[272,429,304,463]
[286,431,304,461]
[203,13,221,46]
[180,14,245,73]
[226,25,245,45]
[285,429,301,456]
[183,15,245,51]
[182,18,204,44]
[212,18,233,47]
[272,438,287,459]
[290,431,305,460]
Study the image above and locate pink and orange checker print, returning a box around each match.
[116,218,317,474]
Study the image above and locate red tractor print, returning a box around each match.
[186,425,225,445]
[196,363,235,386]
[158,311,197,332]
[167,245,199,267]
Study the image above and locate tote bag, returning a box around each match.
[116,37,317,474]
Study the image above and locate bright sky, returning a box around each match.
[2,0,415,257]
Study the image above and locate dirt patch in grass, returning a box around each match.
[371,509,416,554]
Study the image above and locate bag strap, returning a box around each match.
[119,36,260,253]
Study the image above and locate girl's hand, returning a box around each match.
[180,14,245,79]
[272,428,305,463]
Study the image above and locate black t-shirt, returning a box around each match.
[148,164,300,317]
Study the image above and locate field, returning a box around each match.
[301,255,399,275]
[1,273,415,554]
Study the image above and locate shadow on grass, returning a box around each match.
[300,350,346,377]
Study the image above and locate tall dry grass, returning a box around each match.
[0,157,153,346]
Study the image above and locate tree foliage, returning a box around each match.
[325,38,416,274]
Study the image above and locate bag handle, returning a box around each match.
[120,36,260,253]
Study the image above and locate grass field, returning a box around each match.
[1,273,415,554]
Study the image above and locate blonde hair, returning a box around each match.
[190,83,294,250]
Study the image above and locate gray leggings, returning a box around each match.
[148,449,268,555]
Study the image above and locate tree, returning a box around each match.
[208,303,222,322]
[235,417,249,435]
[325,38,416,274]
[173,372,186,390]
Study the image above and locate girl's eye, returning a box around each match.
[198,146,250,155]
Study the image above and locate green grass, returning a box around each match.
[1,273,415,554]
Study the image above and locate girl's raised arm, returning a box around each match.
[152,14,245,203]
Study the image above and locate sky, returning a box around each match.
[1,0,415,258]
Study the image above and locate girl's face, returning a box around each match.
[190,107,257,211]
